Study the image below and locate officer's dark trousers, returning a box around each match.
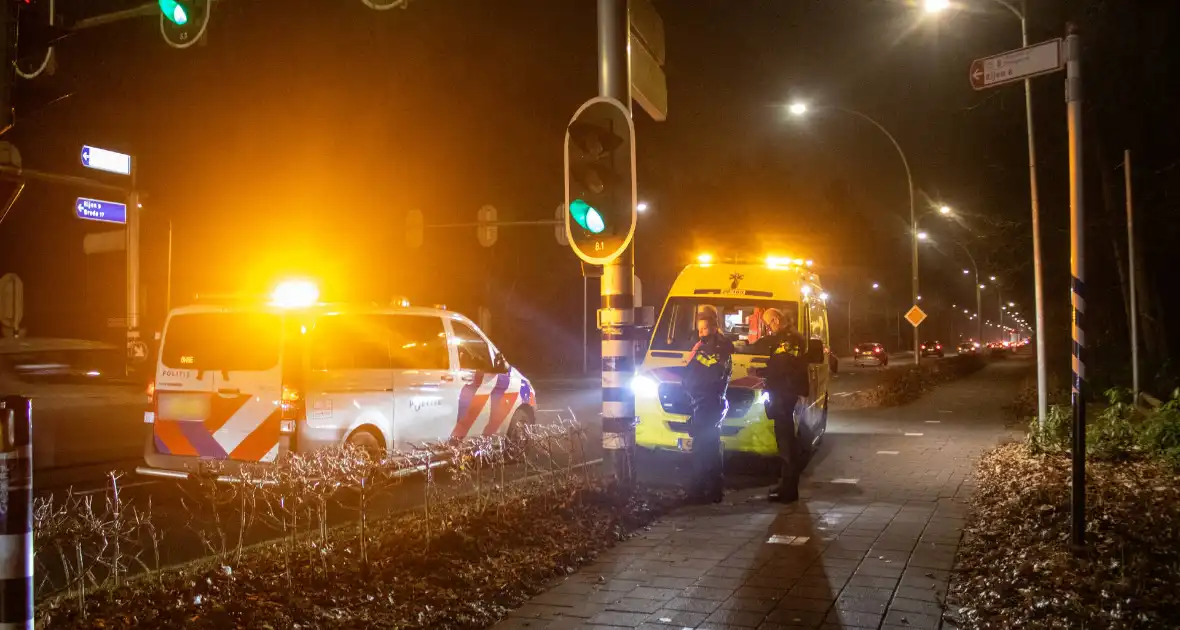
[769,394,802,493]
[688,400,725,497]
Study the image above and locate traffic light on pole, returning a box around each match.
[159,0,209,49]
[564,96,636,265]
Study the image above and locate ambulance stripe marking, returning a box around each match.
[483,374,515,435]
[520,380,533,407]
[452,373,487,438]
[204,394,252,435]
[177,421,229,459]
[153,420,198,457]
[230,411,281,461]
[153,435,171,455]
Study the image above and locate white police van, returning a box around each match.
[138,281,537,479]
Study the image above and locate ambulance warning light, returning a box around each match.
[270,280,319,308]
[697,253,714,264]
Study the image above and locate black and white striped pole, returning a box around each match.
[0,396,33,628]
[1064,24,1086,549]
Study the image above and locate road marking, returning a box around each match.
[939,410,953,413]
[904,432,924,437]
[877,450,899,455]
[831,478,859,484]
[925,420,941,424]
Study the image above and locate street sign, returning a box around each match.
[477,205,498,248]
[630,0,667,121]
[75,197,128,224]
[80,145,132,176]
[83,230,127,255]
[970,38,1063,91]
[905,305,927,328]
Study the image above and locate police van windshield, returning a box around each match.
[161,312,282,371]
[650,297,800,355]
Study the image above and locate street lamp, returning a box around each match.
[637,201,649,213]
[917,231,928,241]
[924,0,1048,428]
[938,205,951,215]
[788,100,920,363]
[872,282,880,289]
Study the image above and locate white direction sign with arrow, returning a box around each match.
[81,145,132,176]
[970,38,1063,91]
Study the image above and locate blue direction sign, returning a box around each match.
[75,197,128,224]
[80,145,132,176]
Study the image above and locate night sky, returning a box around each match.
[1,0,1175,381]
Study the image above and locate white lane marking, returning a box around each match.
[877,450,899,455]
[75,480,159,496]
[831,478,859,484]
[925,420,941,424]
[905,432,924,437]
[939,410,953,414]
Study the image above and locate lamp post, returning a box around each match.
[789,102,919,363]
[924,0,1048,431]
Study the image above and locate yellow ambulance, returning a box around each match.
[631,255,831,457]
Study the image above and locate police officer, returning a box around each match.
[755,308,809,503]
[682,306,733,503]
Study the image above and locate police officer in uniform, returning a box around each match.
[682,306,734,503]
[753,308,809,503]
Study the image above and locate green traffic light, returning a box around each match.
[159,0,189,25]
[569,199,605,234]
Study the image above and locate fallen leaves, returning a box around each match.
[36,486,678,629]
[947,443,1180,629]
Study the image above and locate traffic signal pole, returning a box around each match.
[596,0,637,488]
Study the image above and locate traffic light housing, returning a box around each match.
[159,0,209,49]
[564,96,636,265]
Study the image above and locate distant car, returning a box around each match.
[853,342,888,367]
[986,341,1010,357]
[957,341,980,355]
[920,341,944,358]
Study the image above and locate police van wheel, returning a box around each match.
[347,427,385,460]
[506,408,536,460]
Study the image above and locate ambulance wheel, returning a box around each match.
[347,427,385,460]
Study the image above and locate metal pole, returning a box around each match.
[1022,6,1050,430]
[127,185,142,377]
[847,298,853,356]
[1125,149,1139,402]
[597,0,636,488]
[0,396,33,630]
[166,219,173,314]
[1065,26,1085,549]
[582,275,588,375]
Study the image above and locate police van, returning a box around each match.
[631,256,831,457]
[137,281,537,479]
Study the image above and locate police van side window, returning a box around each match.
[309,315,390,371]
[388,316,449,370]
[451,321,494,372]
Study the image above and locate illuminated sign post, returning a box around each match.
[80,145,132,176]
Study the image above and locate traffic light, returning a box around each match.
[564,96,636,265]
[159,0,209,49]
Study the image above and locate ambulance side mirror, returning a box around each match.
[492,352,509,373]
[806,339,825,364]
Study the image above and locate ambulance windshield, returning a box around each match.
[650,297,800,355]
[161,312,282,371]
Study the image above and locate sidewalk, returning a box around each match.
[495,360,1029,630]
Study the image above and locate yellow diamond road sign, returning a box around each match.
[905,305,927,328]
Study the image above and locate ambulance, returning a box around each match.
[137,281,537,480]
[631,255,831,457]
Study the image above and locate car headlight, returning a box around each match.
[631,374,659,397]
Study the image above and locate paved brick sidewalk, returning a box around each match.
[494,360,1029,630]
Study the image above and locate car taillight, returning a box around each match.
[873,348,880,353]
[280,384,304,429]
[936,344,942,349]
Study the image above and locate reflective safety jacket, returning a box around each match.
[683,332,734,401]
[759,329,809,399]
